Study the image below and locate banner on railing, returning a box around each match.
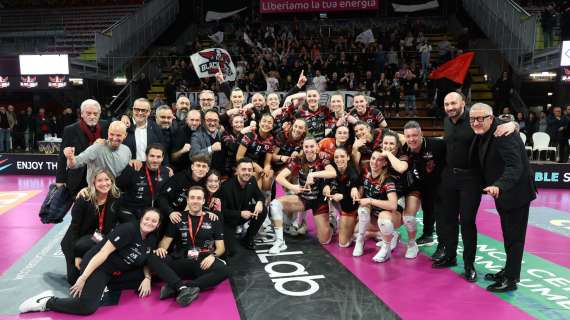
[176,90,366,110]
[260,0,378,13]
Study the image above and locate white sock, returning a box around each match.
[274,227,284,242]
[357,207,371,239]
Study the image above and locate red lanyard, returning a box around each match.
[188,214,204,248]
[145,165,157,197]
[98,204,106,231]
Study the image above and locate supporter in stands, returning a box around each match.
[63,120,131,185]
[197,90,217,113]
[269,137,336,253]
[116,143,170,219]
[323,147,361,247]
[546,106,569,163]
[19,209,202,315]
[402,70,419,117]
[492,72,513,115]
[0,106,11,152]
[123,98,165,165]
[154,186,228,299]
[57,99,109,198]
[218,157,267,255]
[60,168,126,285]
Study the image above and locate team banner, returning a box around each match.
[260,0,378,13]
[0,153,58,175]
[190,48,237,82]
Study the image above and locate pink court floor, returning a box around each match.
[0,175,569,320]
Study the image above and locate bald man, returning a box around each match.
[64,121,132,183]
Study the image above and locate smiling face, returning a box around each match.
[206,172,220,194]
[231,115,245,132]
[303,138,319,160]
[139,210,160,234]
[156,108,174,129]
[335,126,350,144]
[370,150,387,172]
[236,161,254,184]
[259,115,274,133]
[93,171,112,195]
[191,161,209,180]
[252,93,266,108]
[469,108,494,135]
[107,121,127,149]
[330,95,344,113]
[186,110,202,131]
[291,119,307,140]
[404,127,422,151]
[186,188,205,214]
[444,92,465,120]
[333,148,349,170]
[267,93,280,110]
[146,148,164,171]
[353,95,368,115]
[81,104,101,127]
[132,100,151,126]
[382,135,398,155]
[204,111,220,133]
[231,90,244,108]
[354,123,370,140]
[306,90,320,109]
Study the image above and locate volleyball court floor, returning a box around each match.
[0,175,569,320]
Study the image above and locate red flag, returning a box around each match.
[429,52,475,84]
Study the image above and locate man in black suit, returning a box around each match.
[469,103,537,292]
[123,98,165,167]
[56,99,108,198]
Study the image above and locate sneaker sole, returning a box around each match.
[417,241,436,247]
[269,244,287,254]
[176,288,199,307]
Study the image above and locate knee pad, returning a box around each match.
[357,206,371,219]
[403,215,417,233]
[270,200,284,221]
[378,219,394,236]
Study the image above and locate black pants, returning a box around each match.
[440,169,482,266]
[46,255,182,315]
[161,255,228,290]
[498,204,530,280]
[223,207,268,257]
[419,183,441,239]
[62,234,99,285]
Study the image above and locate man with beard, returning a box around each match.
[155,105,175,164]
[190,110,224,172]
[218,157,266,256]
[57,99,109,197]
[174,95,191,126]
[63,121,131,184]
[116,144,170,219]
[171,109,202,172]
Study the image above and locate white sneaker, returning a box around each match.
[390,232,400,251]
[269,239,287,254]
[352,237,364,257]
[296,222,307,235]
[19,290,53,313]
[372,242,391,263]
[284,224,298,236]
[405,242,419,259]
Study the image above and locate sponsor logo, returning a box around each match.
[20,76,38,88]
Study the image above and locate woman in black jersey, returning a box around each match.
[205,170,222,214]
[323,148,361,247]
[155,186,228,298]
[236,113,275,192]
[60,168,126,285]
[352,149,402,263]
[19,209,201,315]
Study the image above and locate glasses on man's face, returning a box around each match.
[133,107,150,114]
[469,115,492,124]
[200,98,214,102]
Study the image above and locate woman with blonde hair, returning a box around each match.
[60,168,127,285]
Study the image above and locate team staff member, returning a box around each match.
[322,148,361,247]
[117,144,170,219]
[157,153,210,224]
[171,109,202,172]
[155,187,228,298]
[19,209,200,315]
[401,121,446,257]
[469,103,536,292]
[433,92,516,284]
[56,99,109,198]
[60,169,125,285]
[218,157,267,255]
[123,98,165,164]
